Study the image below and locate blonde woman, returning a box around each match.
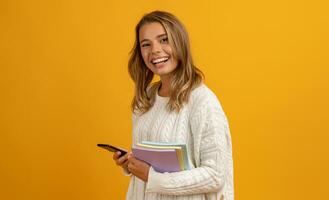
[113,10,234,200]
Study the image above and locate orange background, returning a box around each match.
[1,0,328,199]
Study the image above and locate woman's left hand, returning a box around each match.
[127,154,150,182]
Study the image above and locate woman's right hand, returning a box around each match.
[112,151,130,172]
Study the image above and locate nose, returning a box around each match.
[151,41,161,54]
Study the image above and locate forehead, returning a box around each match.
[139,22,167,41]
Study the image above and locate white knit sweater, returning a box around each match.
[125,84,234,200]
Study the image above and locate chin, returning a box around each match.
[154,68,173,76]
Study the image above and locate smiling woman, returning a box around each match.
[112,10,234,200]
[139,22,178,80]
[127,11,205,114]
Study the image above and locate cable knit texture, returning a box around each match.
[126,84,234,200]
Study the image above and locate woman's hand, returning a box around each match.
[112,151,130,172]
[127,154,150,182]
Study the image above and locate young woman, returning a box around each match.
[113,11,234,200]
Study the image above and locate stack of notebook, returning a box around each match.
[132,141,191,173]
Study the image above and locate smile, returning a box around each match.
[151,57,169,64]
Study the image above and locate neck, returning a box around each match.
[158,76,170,97]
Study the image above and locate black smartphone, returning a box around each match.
[97,144,127,157]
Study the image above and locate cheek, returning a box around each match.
[163,46,177,64]
[171,58,178,70]
[140,50,149,63]
[163,45,173,55]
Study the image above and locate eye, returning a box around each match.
[160,37,168,43]
[141,43,150,48]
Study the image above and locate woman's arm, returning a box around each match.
[145,91,232,195]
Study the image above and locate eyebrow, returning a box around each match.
[140,34,167,44]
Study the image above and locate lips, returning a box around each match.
[151,57,169,65]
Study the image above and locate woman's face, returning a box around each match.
[139,22,178,79]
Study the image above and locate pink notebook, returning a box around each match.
[132,147,180,173]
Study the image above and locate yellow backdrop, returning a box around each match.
[1,0,328,199]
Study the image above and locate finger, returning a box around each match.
[127,162,132,172]
[116,153,129,165]
[128,161,137,172]
[128,156,145,167]
[127,152,134,160]
[127,154,137,163]
[112,151,122,160]
[122,160,129,169]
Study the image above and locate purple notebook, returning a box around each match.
[132,147,180,173]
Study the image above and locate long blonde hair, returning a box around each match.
[128,10,204,114]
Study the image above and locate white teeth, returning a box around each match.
[152,57,169,64]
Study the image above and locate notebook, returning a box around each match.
[132,146,180,173]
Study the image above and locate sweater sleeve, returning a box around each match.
[145,91,231,195]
